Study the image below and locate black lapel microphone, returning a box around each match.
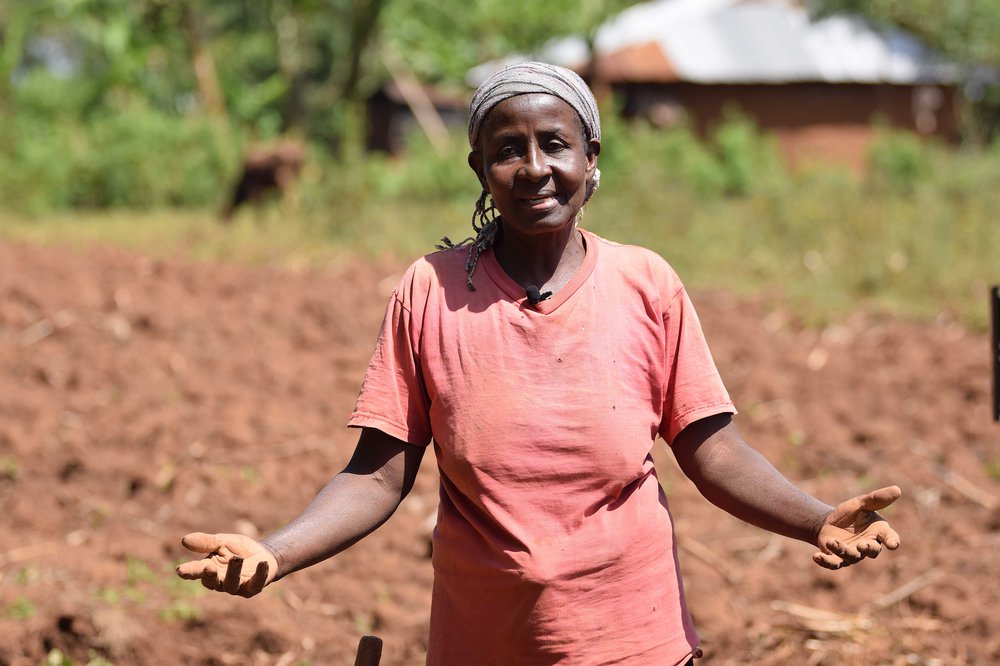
[525,285,553,305]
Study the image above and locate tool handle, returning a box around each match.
[992,286,999,422]
[354,635,383,666]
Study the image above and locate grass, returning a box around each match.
[4,597,36,620]
[0,456,18,481]
[88,557,207,627]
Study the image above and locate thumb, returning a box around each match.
[858,485,902,512]
[181,532,226,555]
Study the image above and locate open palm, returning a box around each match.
[813,486,902,570]
[175,532,277,597]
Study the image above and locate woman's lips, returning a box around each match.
[522,194,559,210]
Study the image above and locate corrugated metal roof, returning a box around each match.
[468,0,960,86]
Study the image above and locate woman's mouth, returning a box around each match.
[522,194,559,210]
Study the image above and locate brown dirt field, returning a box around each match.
[0,241,997,666]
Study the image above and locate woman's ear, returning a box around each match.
[586,138,601,174]
[468,151,488,191]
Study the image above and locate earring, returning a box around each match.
[576,206,586,227]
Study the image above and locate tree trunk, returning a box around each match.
[180,1,227,117]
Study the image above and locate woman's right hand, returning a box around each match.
[175,532,277,597]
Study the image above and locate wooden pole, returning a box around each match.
[180,1,227,118]
[991,285,999,422]
[379,44,451,156]
[354,635,383,666]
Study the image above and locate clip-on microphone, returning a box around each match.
[525,285,553,305]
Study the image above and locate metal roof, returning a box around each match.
[468,0,960,86]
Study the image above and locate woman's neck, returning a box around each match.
[493,224,586,294]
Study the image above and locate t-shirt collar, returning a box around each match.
[480,228,599,315]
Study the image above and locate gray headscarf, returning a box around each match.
[468,61,602,148]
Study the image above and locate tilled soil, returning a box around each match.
[0,241,997,665]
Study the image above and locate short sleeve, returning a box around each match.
[348,288,433,446]
[659,286,736,444]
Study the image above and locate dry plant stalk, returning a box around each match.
[770,600,873,634]
[772,569,945,637]
[679,537,740,585]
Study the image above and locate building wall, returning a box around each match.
[616,82,961,170]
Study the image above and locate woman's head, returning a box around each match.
[471,93,598,236]
[444,62,602,290]
[468,62,602,206]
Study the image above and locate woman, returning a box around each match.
[177,63,901,665]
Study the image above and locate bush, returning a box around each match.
[866,129,932,193]
[0,103,238,214]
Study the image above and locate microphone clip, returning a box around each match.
[525,285,553,305]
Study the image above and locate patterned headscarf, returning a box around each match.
[468,61,602,148]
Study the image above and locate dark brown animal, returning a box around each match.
[221,139,305,220]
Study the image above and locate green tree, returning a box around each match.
[382,0,641,85]
[2,0,651,170]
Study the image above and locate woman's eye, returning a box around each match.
[497,146,518,158]
[546,141,568,152]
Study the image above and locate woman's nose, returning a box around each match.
[520,145,551,181]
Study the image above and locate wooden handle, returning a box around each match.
[354,635,383,666]
[992,285,999,422]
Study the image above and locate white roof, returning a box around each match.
[468,0,959,86]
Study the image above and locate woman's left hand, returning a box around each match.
[813,486,902,569]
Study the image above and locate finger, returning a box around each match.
[857,539,882,558]
[239,561,269,598]
[200,565,221,591]
[182,532,226,555]
[871,523,901,550]
[223,557,244,594]
[813,551,842,570]
[176,559,215,580]
[858,486,902,512]
[825,539,861,565]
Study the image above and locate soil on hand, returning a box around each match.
[1,241,997,665]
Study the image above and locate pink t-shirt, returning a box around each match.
[349,230,735,665]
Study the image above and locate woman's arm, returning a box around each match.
[261,427,425,579]
[671,413,900,569]
[176,427,424,594]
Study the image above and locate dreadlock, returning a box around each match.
[436,189,501,291]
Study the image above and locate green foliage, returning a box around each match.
[710,110,785,196]
[598,109,784,199]
[3,114,1000,331]
[298,123,969,330]
[382,0,642,83]
[3,0,647,154]
[4,597,36,620]
[158,600,202,623]
[866,129,932,193]
[0,105,236,213]
[125,557,156,586]
[361,130,480,203]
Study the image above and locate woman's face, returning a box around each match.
[469,94,600,240]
